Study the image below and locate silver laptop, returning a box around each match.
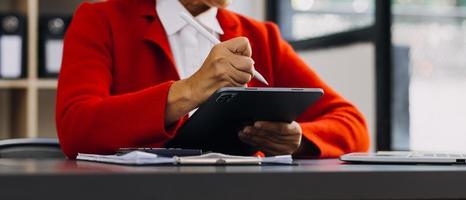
[341,151,466,164]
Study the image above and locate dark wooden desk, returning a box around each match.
[1,159,466,200]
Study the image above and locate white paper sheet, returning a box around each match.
[77,151,177,165]
[77,151,293,165]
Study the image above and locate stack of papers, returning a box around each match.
[77,151,293,165]
[77,151,177,165]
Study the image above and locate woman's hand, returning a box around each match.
[184,37,254,105]
[239,121,303,156]
[165,37,254,126]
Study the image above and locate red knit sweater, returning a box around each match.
[56,0,370,159]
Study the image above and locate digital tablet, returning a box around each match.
[166,87,324,155]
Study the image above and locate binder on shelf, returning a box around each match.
[0,14,26,79]
[39,15,71,78]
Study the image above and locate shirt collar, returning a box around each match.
[156,0,224,36]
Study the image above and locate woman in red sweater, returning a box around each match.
[56,0,369,159]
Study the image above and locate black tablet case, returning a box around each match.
[166,87,324,155]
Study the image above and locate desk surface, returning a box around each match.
[1,159,466,200]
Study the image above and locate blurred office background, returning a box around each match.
[1,0,465,153]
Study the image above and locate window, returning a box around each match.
[270,0,466,152]
[286,0,375,40]
[268,1,396,151]
[392,0,466,152]
[268,0,377,49]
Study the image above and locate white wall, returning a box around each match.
[228,0,266,20]
[299,44,376,149]
[228,0,377,150]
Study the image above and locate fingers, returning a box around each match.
[228,54,254,75]
[243,126,296,142]
[189,36,254,102]
[209,37,254,86]
[254,121,288,135]
[238,121,303,156]
[211,50,254,86]
[254,121,301,136]
[225,68,252,86]
[222,37,252,57]
[224,55,254,85]
[238,131,295,155]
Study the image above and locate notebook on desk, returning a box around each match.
[77,151,293,166]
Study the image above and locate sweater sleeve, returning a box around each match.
[56,3,184,159]
[265,23,370,158]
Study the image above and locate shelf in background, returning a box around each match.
[0,79,58,89]
[0,80,29,89]
[1,0,86,139]
[37,79,58,89]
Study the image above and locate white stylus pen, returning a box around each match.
[179,12,269,86]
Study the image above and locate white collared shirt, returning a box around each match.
[156,0,224,79]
